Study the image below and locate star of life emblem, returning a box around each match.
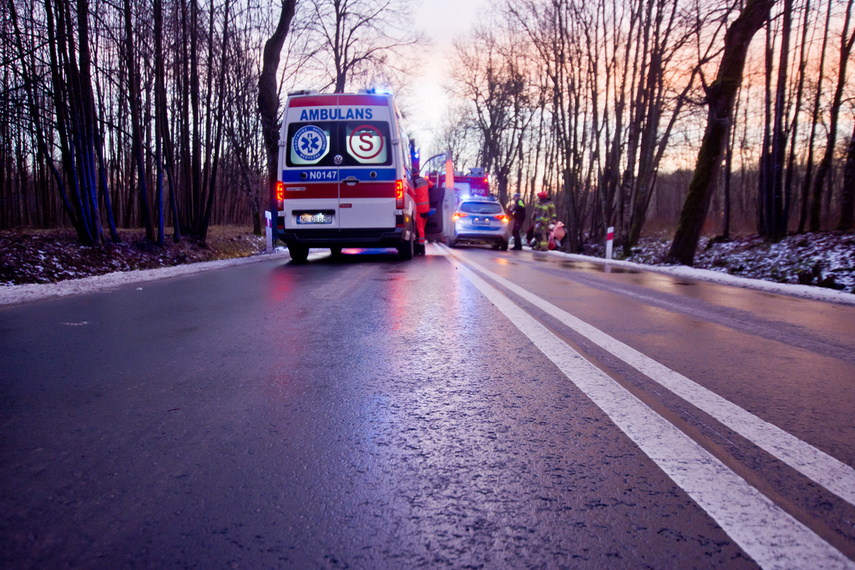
[293,125,328,163]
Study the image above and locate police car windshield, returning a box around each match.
[460,202,502,214]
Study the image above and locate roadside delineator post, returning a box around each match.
[265,211,273,253]
[606,226,614,260]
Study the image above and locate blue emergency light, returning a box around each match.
[360,87,394,95]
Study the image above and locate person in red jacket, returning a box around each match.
[412,173,433,255]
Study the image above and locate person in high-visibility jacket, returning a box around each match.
[509,193,526,250]
[531,191,555,250]
[412,173,433,255]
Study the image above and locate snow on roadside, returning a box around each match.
[557,251,855,307]
[0,251,287,306]
[577,230,855,305]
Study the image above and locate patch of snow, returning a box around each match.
[0,251,288,306]
[552,250,855,307]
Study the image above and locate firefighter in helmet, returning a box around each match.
[531,191,555,250]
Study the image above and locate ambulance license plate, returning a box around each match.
[297,212,333,224]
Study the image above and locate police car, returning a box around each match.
[448,196,510,250]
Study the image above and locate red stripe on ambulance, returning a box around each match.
[283,183,337,200]
[340,182,396,199]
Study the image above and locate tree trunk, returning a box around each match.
[667,0,776,266]
[800,0,832,233]
[758,16,773,235]
[768,0,791,240]
[10,0,78,235]
[258,0,297,244]
[154,0,165,245]
[810,0,854,231]
[199,0,232,245]
[785,0,811,233]
[839,124,855,230]
[155,0,180,242]
[190,0,202,236]
[123,0,154,241]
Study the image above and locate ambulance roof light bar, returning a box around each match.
[358,87,394,95]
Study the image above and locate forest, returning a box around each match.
[1,0,854,265]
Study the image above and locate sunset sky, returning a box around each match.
[409,0,488,153]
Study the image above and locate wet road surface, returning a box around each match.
[1,244,854,567]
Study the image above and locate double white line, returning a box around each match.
[439,245,854,569]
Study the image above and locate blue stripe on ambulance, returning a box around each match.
[281,168,397,183]
[281,169,338,183]
[338,168,396,181]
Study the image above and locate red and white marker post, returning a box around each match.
[606,226,614,260]
[265,210,273,253]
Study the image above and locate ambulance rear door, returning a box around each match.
[336,95,397,231]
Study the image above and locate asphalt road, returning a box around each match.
[1,244,854,568]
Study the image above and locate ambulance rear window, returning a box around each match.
[343,121,390,165]
[288,122,333,166]
[286,120,392,168]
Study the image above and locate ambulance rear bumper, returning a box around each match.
[279,227,406,249]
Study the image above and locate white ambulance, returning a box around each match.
[276,89,418,262]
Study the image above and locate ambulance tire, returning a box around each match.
[330,247,343,257]
[287,242,309,263]
[397,231,414,260]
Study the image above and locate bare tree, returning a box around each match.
[668,0,776,266]
[259,0,298,242]
[798,0,832,233]
[451,22,534,205]
[3,0,316,241]
[809,0,855,231]
[839,125,855,230]
[429,104,478,168]
[303,0,422,93]
[784,0,812,235]
[760,0,792,241]
[123,0,155,241]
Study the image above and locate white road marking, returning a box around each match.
[455,250,855,508]
[443,250,854,569]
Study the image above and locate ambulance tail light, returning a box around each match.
[395,180,404,209]
[276,181,284,209]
